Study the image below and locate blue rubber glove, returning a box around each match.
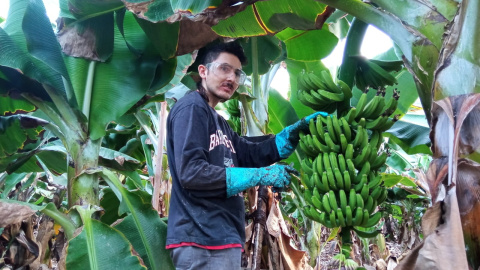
[225,164,297,197]
[275,111,329,158]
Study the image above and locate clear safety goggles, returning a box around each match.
[205,62,247,85]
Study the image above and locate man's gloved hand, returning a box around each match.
[275,111,329,159]
[225,164,298,197]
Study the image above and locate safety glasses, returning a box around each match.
[205,62,247,85]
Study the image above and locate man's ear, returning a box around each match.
[198,65,208,79]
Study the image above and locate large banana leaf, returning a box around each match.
[63,12,162,140]
[66,205,147,270]
[97,168,174,270]
[239,36,283,76]
[275,27,338,62]
[1,0,71,101]
[212,0,329,37]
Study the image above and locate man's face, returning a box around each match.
[199,52,244,107]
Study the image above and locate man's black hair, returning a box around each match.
[197,41,247,102]
[200,41,248,66]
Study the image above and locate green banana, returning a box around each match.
[366,115,389,130]
[365,59,397,86]
[355,161,371,183]
[313,173,328,193]
[345,144,354,160]
[382,90,399,116]
[353,207,364,226]
[354,93,368,119]
[360,209,371,227]
[328,190,339,210]
[339,189,347,213]
[308,72,328,89]
[371,186,383,201]
[329,152,339,171]
[332,115,343,141]
[361,94,383,119]
[329,210,338,227]
[336,208,347,227]
[306,207,323,224]
[312,134,330,153]
[368,174,383,189]
[337,79,353,99]
[302,172,314,191]
[362,211,383,228]
[343,170,352,191]
[351,125,364,149]
[300,158,313,176]
[333,168,344,189]
[311,195,325,212]
[371,152,388,170]
[324,133,341,152]
[369,59,404,72]
[340,134,348,153]
[326,116,337,143]
[321,171,331,192]
[348,188,357,210]
[302,72,318,90]
[353,227,380,238]
[326,169,337,191]
[364,196,374,214]
[310,90,331,105]
[376,188,388,204]
[346,159,357,181]
[360,184,369,201]
[345,205,353,226]
[315,154,324,175]
[356,194,364,209]
[354,144,371,167]
[309,118,319,138]
[340,117,352,142]
[337,154,346,173]
[315,89,344,102]
[315,115,326,142]
[322,193,332,213]
[354,174,368,192]
[299,139,316,158]
[345,107,357,123]
[320,70,342,93]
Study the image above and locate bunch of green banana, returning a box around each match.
[296,70,352,113]
[298,112,391,235]
[352,55,402,91]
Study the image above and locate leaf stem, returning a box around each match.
[83,61,96,120]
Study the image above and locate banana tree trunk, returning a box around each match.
[67,138,102,207]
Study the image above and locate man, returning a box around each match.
[166,41,322,269]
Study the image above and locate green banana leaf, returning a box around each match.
[275,27,338,62]
[63,12,162,140]
[239,36,283,76]
[383,114,431,155]
[97,168,174,270]
[212,0,328,37]
[1,0,71,101]
[66,205,147,270]
[100,187,126,225]
[61,0,124,20]
[0,96,36,115]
